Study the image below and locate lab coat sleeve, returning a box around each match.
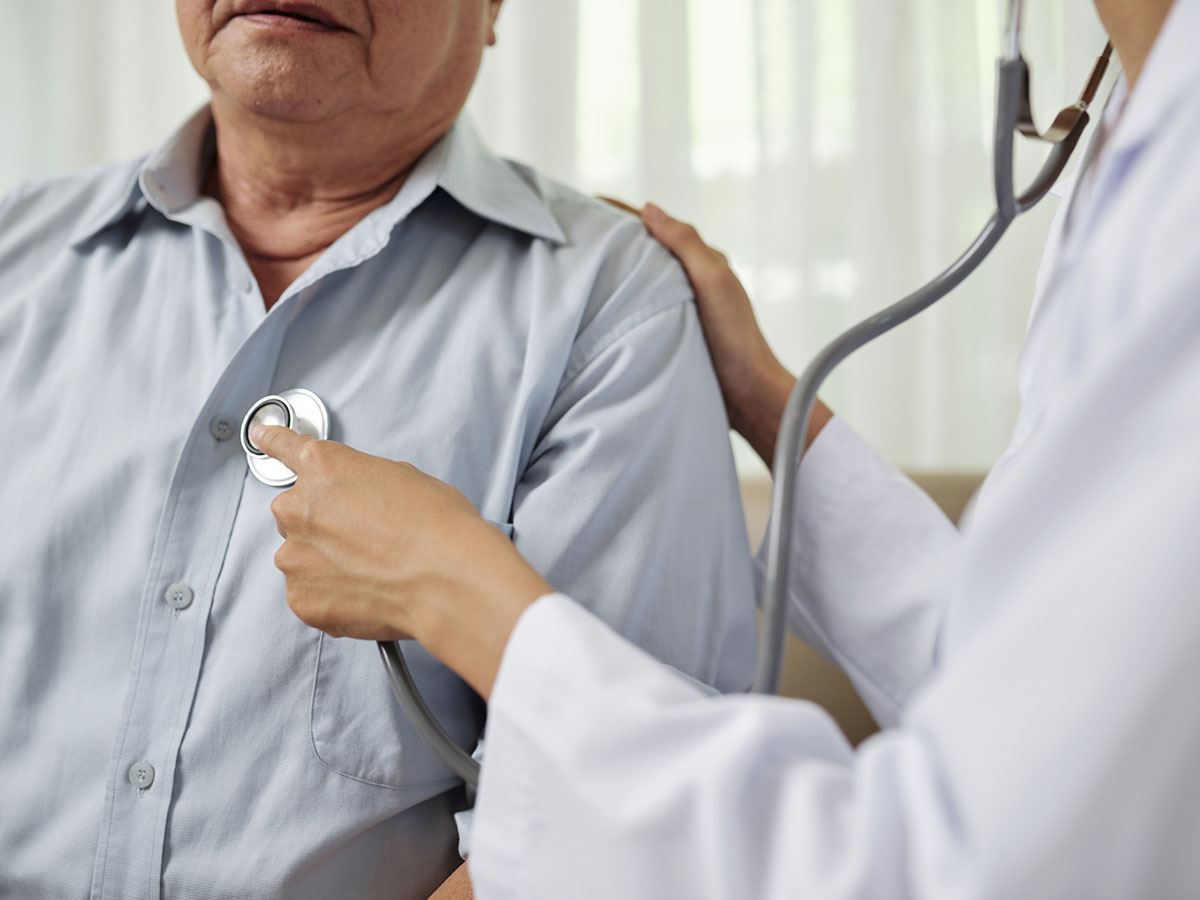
[759,416,962,725]
[470,234,1200,897]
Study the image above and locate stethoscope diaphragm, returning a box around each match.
[240,388,329,487]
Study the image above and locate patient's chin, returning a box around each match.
[209,43,360,124]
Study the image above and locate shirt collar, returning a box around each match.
[436,117,566,244]
[69,106,217,247]
[71,107,566,248]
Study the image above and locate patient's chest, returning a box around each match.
[0,196,584,852]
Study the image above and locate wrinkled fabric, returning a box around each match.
[0,109,756,899]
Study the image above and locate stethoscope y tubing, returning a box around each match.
[378,640,483,784]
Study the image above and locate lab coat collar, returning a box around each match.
[71,108,567,247]
[1101,0,1200,159]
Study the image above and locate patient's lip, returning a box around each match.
[233,1,350,32]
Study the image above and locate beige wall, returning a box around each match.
[740,473,982,746]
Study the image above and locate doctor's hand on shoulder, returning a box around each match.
[251,424,549,699]
[609,199,832,463]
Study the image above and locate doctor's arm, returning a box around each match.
[637,203,962,723]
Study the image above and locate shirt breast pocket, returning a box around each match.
[307,522,510,790]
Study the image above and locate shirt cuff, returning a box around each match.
[452,738,486,859]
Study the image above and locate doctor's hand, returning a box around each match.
[252,425,551,698]
[604,198,831,466]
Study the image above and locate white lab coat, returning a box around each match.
[469,2,1200,896]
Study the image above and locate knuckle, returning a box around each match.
[692,263,724,291]
[297,439,327,471]
[712,266,739,292]
[296,496,317,528]
[285,587,309,619]
[697,256,735,289]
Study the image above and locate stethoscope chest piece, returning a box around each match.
[240,388,329,487]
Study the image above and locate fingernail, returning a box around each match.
[643,203,666,225]
[250,425,267,445]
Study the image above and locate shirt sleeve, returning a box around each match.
[508,295,759,694]
[455,246,760,855]
[758,416,962,725]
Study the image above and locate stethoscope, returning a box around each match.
[239,0,1113,790]
[240,389,486,784]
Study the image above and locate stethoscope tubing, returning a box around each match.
[378,640,483,784]
[753,41,1099,694]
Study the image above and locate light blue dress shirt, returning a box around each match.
[0,107,756,899]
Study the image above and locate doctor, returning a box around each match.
[255,0,1200,895]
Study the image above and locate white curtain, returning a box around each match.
[468,0,1112,475]
[1,1,1111,475]
[0,1,207,185]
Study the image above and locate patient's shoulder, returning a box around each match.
[506,161,695,343]
[0,157,145,261]
[507,159,668,261]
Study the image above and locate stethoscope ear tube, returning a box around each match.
[993,59,1025,223]
[754,34,1104,695]
[378,640,482,786]
[753,214,1008,694]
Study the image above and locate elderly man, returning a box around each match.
[0,2,756,898]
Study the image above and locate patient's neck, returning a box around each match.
[1093,0,1175,89]
[203,96,447,311]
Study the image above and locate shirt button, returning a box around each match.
[128,761,155,790]
[210,416,234,442]
[164,582,194,611]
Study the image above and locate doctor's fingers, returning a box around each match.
[251,424,316,471]
[270,489,299,540]
[641,204,734,292]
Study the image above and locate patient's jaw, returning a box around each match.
[176,0,502,131]
[173,0,505,308]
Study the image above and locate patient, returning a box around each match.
[0,1,755,898]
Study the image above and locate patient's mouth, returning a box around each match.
[237,3,349,33]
